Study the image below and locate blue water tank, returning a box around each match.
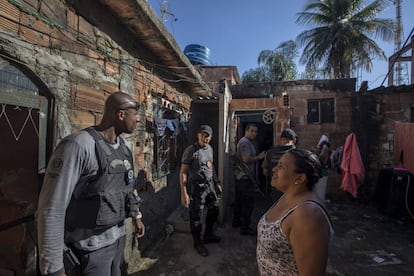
[183,44,212,65]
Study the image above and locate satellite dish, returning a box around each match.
[160,1,177,22]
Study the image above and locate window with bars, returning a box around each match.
[0,57,47,171]
[151,101,177,179]
[153,133,171,178]
[307,98,335,124]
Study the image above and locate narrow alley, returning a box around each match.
[130,194,414,276]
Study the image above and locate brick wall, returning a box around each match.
[0,0,193,273]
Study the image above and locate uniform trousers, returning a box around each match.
[189,183,219,245]
[233,178,255,230]
[69,235,126,276]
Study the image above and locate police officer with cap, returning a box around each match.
[180,124,222,257]
[262,128,297,198]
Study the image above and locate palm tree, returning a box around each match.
[242,40,297,82]
[296,0,394,79]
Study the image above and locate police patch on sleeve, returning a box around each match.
[47,157,63,178]
[52,158,63,170]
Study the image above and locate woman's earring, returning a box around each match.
[294,181,298,185]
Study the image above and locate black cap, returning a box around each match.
[199,125,213,136]
[280,128,297,140]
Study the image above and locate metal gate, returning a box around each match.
[0,61,49,274]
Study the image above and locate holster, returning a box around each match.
[63,245,81,276]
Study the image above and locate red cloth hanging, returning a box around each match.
[340,133,365,197]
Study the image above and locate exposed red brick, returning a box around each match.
[32,17,50,36]
[87,49,102,60]
[229,99,245,110]
[0,16,19,34]
[244,98,257,109]
[78,16,95,40]
[0,0,20,21]
[66,8,78,32]
[264,98,282,109]
[105,61,119,76]
[19,25,49,46]
[98,82,118,94]
[74,84,106,112]
[50,27,88,56]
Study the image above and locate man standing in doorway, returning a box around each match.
[232,123,265,235]
[180,125,222,257]
[37,92,145,276]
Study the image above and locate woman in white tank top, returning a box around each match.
[257,149,334,276]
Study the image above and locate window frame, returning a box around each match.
[307,98,335,124]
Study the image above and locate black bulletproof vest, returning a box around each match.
[65,128,134,230]
[266,144,295,179]
[189,143,214,184]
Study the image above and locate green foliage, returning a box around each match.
[242,40,298,83]
[296,0,394,79]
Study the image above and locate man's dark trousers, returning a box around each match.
[189,183,219,245]
[233,178,255,230]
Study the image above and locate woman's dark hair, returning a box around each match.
[288,149,322,191]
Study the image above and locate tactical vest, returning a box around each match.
[189,143,214,184]
[65,128,135,230]
[266,145,295,179]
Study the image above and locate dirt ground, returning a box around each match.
[129,193,414,276]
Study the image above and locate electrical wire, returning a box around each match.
[0,12,211,88]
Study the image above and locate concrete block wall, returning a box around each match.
[289,89,353,152]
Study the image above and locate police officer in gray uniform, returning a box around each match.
[180,125,222,257]
[37,92,145,276]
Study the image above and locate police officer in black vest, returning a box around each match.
[262,128,297,199]
[180,125,222,257]
[37,92,145,276]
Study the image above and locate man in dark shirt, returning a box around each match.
[180,125,222,257]
[262,128,297,199]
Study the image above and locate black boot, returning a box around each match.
[194,243,208,257]
[191,224,208,257]
[204,206,221,244]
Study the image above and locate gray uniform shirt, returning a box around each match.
[237,136,258,181]
[36,129,139,275]
[181,143,214,184]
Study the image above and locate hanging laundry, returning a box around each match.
[153,118,167,136]
[340,133,365,197]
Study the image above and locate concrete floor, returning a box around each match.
[130,193,414,276]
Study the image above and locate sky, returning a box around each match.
[147,0,414,89]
